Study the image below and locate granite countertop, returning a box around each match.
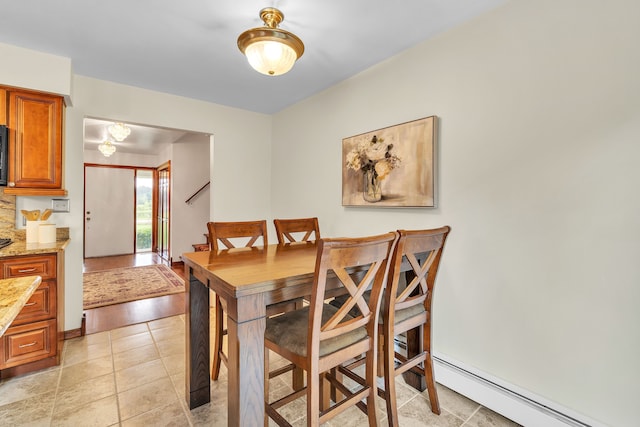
[0,239,70,258]
[0,275,42,337]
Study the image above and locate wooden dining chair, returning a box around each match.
[207,220,268,252]
[207,220,268,380]
[273,217,320,244]
[264,232,398,426]
[377,226,451,426]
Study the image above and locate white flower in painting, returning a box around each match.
[345,135,401,177]
[346,150,362,171]
[374,160,393,180]
[365,140,388,161]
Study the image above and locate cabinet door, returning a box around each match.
[10,280,56,326]
[0,254,57,280]
[0,88,6,126]
[8,90,63,188]
[0,319,56,369]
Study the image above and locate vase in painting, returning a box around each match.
[363,169,382,202]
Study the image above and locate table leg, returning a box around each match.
[185,269,211,409]
[226,294,267,427]
[402,326,426,392]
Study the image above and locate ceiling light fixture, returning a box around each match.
[237,7,304,76]
[98,140,117,157]
[108,122,131,141]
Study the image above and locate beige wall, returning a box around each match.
[170,134,211,260]
[0,42,72,98]
[271,1,639,426]
[0,51,273,337]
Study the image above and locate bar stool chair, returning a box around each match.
[264,232,398,426]
[377,226,451,426]
[273,217,320,244]
[207,220,268,380]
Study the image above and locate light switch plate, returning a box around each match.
[51,198,70,212]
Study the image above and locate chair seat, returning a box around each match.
[266,304,368,358]
[394,304,425,324]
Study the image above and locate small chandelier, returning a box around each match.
[98,140,117,157]
[237,7,304,76]
[108,122,131,141]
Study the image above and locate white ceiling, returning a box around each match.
[3,1,506,154]
[0,0,506,115]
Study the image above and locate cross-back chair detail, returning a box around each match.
[273,217,320,244]
[207,220,268,251]
[381,226,451,426]
[264,232,398,426]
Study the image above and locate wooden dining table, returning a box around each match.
[182,241,427,426]
[182,243,319,426]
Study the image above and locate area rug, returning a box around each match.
[83,264,185,309]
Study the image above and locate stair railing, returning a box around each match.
[185,181,210,205]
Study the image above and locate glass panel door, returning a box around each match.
[156,163,171,262]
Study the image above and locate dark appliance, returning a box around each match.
[0,125,7,186]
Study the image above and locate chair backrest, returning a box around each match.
[207,220,268,252]
[308,232,398,362]
[273,217,320,244]
[386,226,451,325]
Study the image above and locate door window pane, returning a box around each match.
[136,170,153,252]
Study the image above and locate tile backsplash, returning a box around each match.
[0,189,69,241]
[0,189,17,239]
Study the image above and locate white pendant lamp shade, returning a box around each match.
[238,8,304,76]
[244,40,298,76]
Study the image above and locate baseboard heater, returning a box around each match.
[433,355,599,427]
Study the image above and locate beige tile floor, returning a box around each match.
[0,314,521,426]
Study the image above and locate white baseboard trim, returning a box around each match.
[432,354,602,427]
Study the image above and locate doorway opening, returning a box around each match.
[83,164,157,258]
[82,117,210,332]
[135,169,154,252]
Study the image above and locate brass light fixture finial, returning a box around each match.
[237,7,304,76]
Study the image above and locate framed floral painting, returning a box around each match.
[342,116,436,207]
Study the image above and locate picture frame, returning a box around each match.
[342,116,436,207]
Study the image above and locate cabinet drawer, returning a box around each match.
[1,255,56,280]
[0,319,56,369]
[11,280,56,325]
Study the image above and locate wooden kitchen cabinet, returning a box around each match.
[0,253,64,377]
[0,88,6,126]
[1,85,66,196]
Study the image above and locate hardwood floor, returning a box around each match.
[83,253,186,335]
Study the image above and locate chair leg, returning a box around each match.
[365,349,379,427]
[331,367,344,403]
[423,321,441,415]
[307,371,321,427]
[320,372,331,411]
[383,331,400,427]
[211,294,224,380]
[424,352,440,415]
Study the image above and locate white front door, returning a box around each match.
[84,166,135,257]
